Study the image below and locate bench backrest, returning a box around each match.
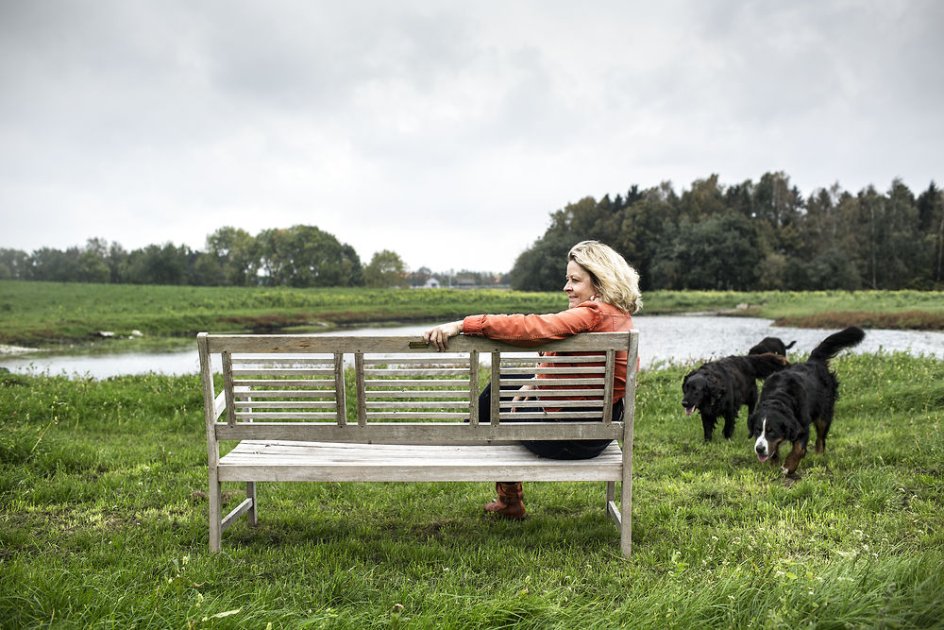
[198,331,639,446]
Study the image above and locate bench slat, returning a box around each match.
[234,401,338,409]
[501,355,604,365]
[234,390,336,398]
[365,379,468,387]
[366,401,469,409]
[365,411,469,419]
[364,368,469,376]
[501,366,604,375]
[205,333,631,353]
[216,421,624,442]
[234,412,338,420]
[364,390,469,399]
[235,379,336,387]
[218,440,623,482]
[499,377,605,386]
[233,368,336,376]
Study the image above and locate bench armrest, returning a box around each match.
[213,390,227,420]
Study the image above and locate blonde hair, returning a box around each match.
[568,240,643,314]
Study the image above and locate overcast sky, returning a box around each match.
[1,1,941,273]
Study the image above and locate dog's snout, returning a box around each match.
[755,443,766,455]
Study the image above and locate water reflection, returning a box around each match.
[2,316,943,379]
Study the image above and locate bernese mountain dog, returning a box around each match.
[748,336,797,357]
[749,326,865,476]
[681,353,789,441]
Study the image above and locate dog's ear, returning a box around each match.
[781,414,804,442]
[706,372,725,403]
[747,411,760,437]
[751,353,790,378]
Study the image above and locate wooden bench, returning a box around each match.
[197,330,640,556]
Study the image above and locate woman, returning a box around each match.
[423,240,642,519]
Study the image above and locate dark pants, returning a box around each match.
[477,380,621,460]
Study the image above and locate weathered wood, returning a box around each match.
[620,330,639,557]
[355,351,366,427]
[232,367,337,376]
[334,352,347,426]
[364,379,469,387]
[469,349,480,427]
[500,366,605,375]
[233,379,336,387]
[222,351,236,426]
[499,377,605,386]
[366,401,469,409]
[234,401,338,409]
[197,333,222,552]
[489,351,500,426]
[218,440,623,482]
[205,333,631,354]
[233,390,336,398]
[221,498,254,532]
[602,349,616,425]
[234,411,339,420]
[198,330,640,557]
[214,421,624,443]
[364,367,469,376]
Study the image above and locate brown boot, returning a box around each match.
[483,482,526,520]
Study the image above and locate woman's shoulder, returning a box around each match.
[574,300,626,315]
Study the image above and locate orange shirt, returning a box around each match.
[461,301,634,402]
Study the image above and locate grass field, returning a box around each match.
[2,280,943,348]
[1,352,942,628]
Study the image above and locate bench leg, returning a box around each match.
[208,470,222,553]
[246,482,258,527]
[620,478,633,558]
[606,481,615,512]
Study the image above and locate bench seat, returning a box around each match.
[218,440,624,483]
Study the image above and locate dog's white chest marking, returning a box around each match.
[754,417,769,455]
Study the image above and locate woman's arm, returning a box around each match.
[422,320,463,351]
[462,304,602,346]
[423,302,607,351]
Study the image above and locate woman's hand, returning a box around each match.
[510,384,534,412]
[422,320,463,351]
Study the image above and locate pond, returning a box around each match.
[2,315,944,379]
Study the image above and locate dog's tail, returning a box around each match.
[809,326,865,364]
[784,340,797,350]
[746,352,790,378]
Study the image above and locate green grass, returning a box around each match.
[3,281,943,348]
[646,289,944,328]
[0,281,566,347]
[1,353,942,628]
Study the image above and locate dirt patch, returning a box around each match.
[0,344,40,355]
[219,313,318,333]
[775,310,944,331]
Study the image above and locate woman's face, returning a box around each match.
[563,260,598,308]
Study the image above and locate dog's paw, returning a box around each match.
[780,467,801,485]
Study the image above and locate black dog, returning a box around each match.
[749,336,797,357]
[681,353,789,441]
[749,326,865,476]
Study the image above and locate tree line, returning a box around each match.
[509,172,943,291]
[0,224,508,289]
[0,226,394,288]
[3,172,941,291]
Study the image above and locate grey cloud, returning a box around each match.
[0,0,941,271]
